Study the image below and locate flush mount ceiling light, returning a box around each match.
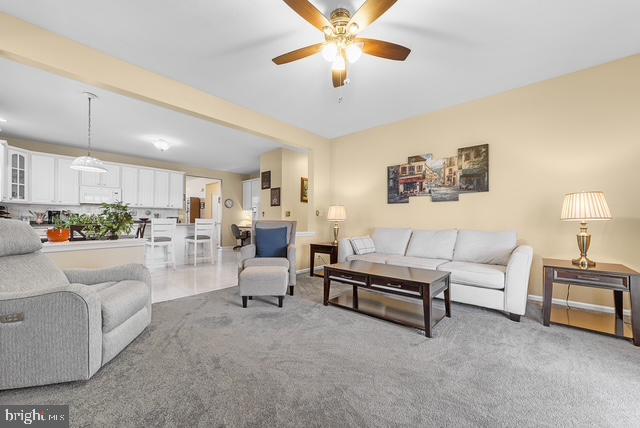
[70,92,107,173]
[0,117,7,123]
[153,139,171,152]
[272,0,410,87]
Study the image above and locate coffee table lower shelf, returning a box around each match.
[328,288,447,333]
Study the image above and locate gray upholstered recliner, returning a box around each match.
[238,220,297,295]
[0,219,152,390]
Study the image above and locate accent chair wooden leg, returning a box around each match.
[509,313,521,322]
[242,296,247,308]
[278,296,284,308]
[248,296,253,300]
[289,285,294,296]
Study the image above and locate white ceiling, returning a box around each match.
[0,58,281,174]
[1,1,639,139]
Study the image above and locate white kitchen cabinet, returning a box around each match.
[154,171,169,208]
[55,157,79,205]
[169,172,184,209]
[121,166,139,206]
[81,163,120,187]
[138,168,155,207]
[0,141,5,201]
[30,154,56,204]
[7,148,29,202]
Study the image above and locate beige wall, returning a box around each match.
[7,137,247,247]
[331,55,640,310]
[259,149,284,220]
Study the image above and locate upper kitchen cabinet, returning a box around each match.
[56,157,79,205]
[169,172,184,209]
[138,168,155,207]
[81,163,120,188]
[121,166,139,206]
[30,153,79,205]
[6,148,28,202]
[154,170,169,208]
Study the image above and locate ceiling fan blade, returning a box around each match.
[282,0,332,31]
[332,68,347,88]
[355,38,411,61]
[349,0,398,32]
[272,43,324,65]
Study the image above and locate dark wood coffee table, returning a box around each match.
[323,260,451,337]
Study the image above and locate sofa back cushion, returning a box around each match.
[0,219,43,257]
[453,230,517,265]
[371,228,412,255]
[0,253,70,292]
[405,229,458,260]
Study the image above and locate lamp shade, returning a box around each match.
[327,205,347,222]
[561,191,611,221]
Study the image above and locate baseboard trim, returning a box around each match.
[527,294,631,317]
[296,266,324,275]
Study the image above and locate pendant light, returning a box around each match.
[70,92,107,173]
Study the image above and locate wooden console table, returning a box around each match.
[542,258,640,346]
[309,243,338,277]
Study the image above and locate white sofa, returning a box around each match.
[338,228,533,321]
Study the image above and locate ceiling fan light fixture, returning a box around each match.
[348,22,359,35]
[322,26,334,36]
[346,44,363,63]
[332,55,346,71]
[321,42,338,62]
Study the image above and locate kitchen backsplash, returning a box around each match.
[4,203,180,222]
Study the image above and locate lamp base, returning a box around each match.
[572,256,595,270]
[332,223,340,246]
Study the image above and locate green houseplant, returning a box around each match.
[68,213,101,240]
[98,202,134,240]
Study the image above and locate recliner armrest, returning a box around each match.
[64,264,151,289]
[504,245,534,316]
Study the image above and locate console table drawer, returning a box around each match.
[554,269,628,290]
[369,275,421,294]
[329,270,367,284]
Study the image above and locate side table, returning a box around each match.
[309,243,338,277]
[542,258,639,346]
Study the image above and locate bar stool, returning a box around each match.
[185,218,216,266]
[145,218,177,269]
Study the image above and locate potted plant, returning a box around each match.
[68,213,101,240]
[47,216,71,242]
[98,202,134,240]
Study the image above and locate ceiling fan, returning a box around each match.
[273,0,410,88]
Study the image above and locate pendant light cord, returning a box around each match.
[87,95,92,157]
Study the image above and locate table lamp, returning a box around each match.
[560,191,611,269]
[327,205,347,245]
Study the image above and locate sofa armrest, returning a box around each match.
[238,244,256,270]
[287,244,296,286]
[504,245,534,316]
[0,284,102,390]
[338,238,354,263]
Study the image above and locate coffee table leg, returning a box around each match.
[444,277,451,318]
[323,270,330,306]
[310,248,316,277]
[353,285,359,310]
[543,267,554,326]
[423,286,432,338]
[630,276,640,346]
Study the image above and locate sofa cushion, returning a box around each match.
[453,230,517,265]
[244,257,289,269]
[0,219,43,257]
[345,253,389,264]
[371,228,412,256]
[385,255,449,270]
[350,236,375,255]
[96,280,149,333]
[438,261,506,290]
[405,229,458,260]
[255,227,287,258]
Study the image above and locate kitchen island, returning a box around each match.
[42,238,145,269]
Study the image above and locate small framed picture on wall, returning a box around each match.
[261,171,271,189]
[300,177,309,203]
[270,187,281,206]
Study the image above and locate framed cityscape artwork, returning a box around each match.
[387,144,489,204]
[270,187,281,206]
[261,171,271,189]
[300,177,309,203]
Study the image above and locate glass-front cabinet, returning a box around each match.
[8,149,28,201]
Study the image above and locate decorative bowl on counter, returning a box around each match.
[47,229,71,243]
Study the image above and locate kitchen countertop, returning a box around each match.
[41,238,145,253]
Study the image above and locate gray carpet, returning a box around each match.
[2,275,639,427]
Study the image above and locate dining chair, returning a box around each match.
[145,218,177,269]
[184,218,216,266]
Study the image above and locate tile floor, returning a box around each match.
[149,248,238,303]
